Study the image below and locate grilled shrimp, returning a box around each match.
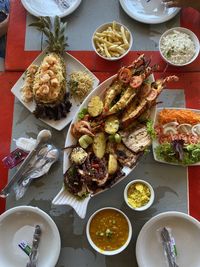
[71,120,95,137]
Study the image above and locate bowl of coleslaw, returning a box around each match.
[159,27,200,66]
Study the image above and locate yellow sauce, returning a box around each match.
[127,182,151,208]
[89,209,129,251]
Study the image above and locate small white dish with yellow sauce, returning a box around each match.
[124,179,154,211]
[86,207,132,255]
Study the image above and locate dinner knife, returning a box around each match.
[0,130,51,198]
[161,227,179,267]
[26,225,42,267]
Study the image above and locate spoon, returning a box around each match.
[0,130,51,198]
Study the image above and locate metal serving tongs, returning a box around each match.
[161,227,179,267]
[0,130,52,198]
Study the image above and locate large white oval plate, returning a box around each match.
[21,0,82,18]
[11,48,99,131]
[136,211,200,267]
[119,0,180,24]
[0,206,61,267]
[52,73,155,218]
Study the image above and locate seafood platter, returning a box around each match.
[52,53,178,218]
[11,17,99,130]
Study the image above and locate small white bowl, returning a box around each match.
[159,27,200,67]
[124,179,155,211]
[92,21,133,61]
[86,207,132,255]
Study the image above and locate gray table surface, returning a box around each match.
[8,90,187,267]
[25,0,180,51]
[7,1,187,267]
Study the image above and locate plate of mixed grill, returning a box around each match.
[11,17,99,131]
[153,108,200,166]
[52,54,178,218]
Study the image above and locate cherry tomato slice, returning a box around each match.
[129,75,143,89]
[118,67,132,84]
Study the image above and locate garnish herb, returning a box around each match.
[146,120,156,139]
[78,108,88,120]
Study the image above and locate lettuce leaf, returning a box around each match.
[155,142,200,165]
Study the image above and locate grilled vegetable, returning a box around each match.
[104,116,119,134]
[108,154,118,174]
[78,134,93,149]
[88,96,103,117]
[70,147,88,165]
[93,132,106,159]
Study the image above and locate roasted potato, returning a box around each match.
[108,154,118,174]
[88,96,103,117]
[93,132,106,159]
[104,115,120,134]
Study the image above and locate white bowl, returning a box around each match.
[159,27,200,66]
[92,21,133,61]
[124,179,155,211]
[0,206,61,267]
[86,207,132,255]
[136,211,200,267]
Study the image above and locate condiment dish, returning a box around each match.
[92,21,133,61]
[86,207,132,255]
[124,179,155,211]
[159,27,200,67]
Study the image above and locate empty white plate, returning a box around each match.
[21,0,82,18]
[136,211,200,267]
[0,206,61,267]
[119,0,180,24]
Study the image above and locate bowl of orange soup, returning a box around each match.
[86,207,132,255]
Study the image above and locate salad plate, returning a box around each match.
[136,211,200,267]
[152,107,200,166]
[11,49,99,131]
[119,0,180,24]
[21,0,82,18]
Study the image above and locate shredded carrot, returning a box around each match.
[158,109,200,125]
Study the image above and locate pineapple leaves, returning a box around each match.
[29,16,68,54]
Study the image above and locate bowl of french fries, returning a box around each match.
[92,21,133,61]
